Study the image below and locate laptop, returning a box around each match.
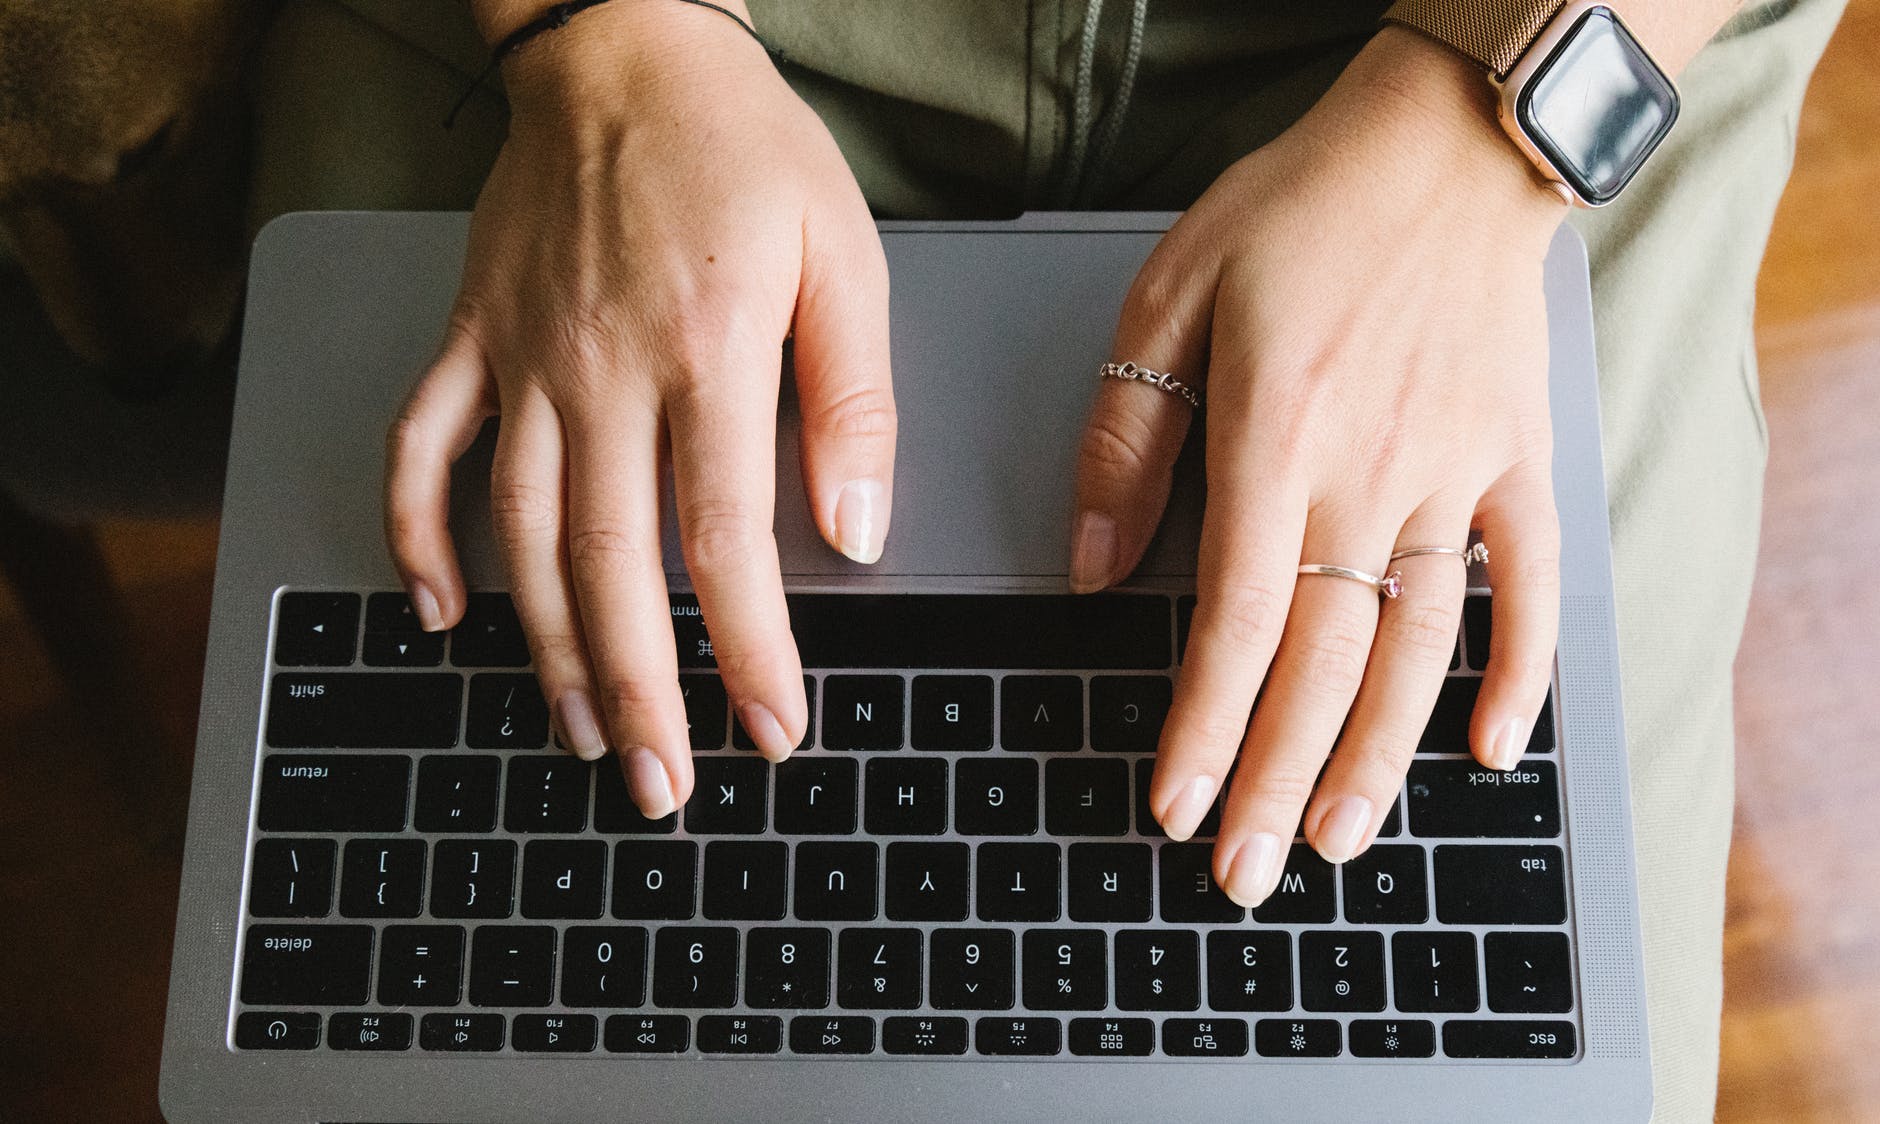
[158,211,1651,1121]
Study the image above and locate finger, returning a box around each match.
[793,204,897,565]
[1305,501,1472,863]
[488,386,607,762]
[384,326,495,630]
[1471,462,1560,770]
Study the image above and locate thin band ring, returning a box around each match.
[1297,563,1403,599]
[1389,542,1490,565]
[1099,361,1203,409]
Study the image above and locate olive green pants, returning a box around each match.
[232,0,1841,1118]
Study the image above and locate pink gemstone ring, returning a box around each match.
[1297,563,1404,599]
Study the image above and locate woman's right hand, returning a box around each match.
[385,1,895,819]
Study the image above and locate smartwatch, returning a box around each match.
[1383,0,1679,207]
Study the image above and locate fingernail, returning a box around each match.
[1158,774,1218,842]
[555,690,608,761]
[737,701,796,761]
[1490,717,1527,770]
[834,479,885,564]
[1223,831,1285,907]
[623,746,676,820]
[1313,795,1374,863]
[1068,510,1118,594]
[410,582,443,632]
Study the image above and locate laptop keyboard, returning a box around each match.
[233,589,1577,1061]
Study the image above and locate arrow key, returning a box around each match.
[363,627,444,667]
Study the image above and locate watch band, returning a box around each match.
[1381,0,1568,78]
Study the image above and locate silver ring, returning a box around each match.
[1099,361,1202,409]
[1297,563,1403,599]
[1389,542,1489,565]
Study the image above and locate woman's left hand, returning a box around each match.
[1069,26,1569,906]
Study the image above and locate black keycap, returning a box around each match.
[466,673,549,749]
[680,673,729,750]
[1255,1018,1342,1058]
[1462,594,1491,671]
[520,839,607,919]
[1000,675,1082,751]
[339,838,425,918]
[1206,930,1293,1012]
[1136,759,1221,839]
[561,926,647,1007]
[613,841,698,919]
[1250,845,1336,924]
[1407,760,1561,838]
[882,1016,968,1055]
[258,754,410,832]
[419,1013,504,1052]
[1158,843,1244,923]
[911,675,993,750]
[976,844,1060,922]
[1485,931,1574,1013]
[503,756,591,833]
[836,928,922,1010]
[1068,842,1151,922]
[362,592,444,667]
[1349,1018,1436,1058]
[1070,1017,1155,1057]
[1045,758,1129,835]
[1434,844,1567,924]
[429,840,516,919]
[929,928,1015,1011]
[864,758,948,835]
[821,675,905,750]
[1299,931,1386,1012]
[698,1016,784,1054]
[1420,681,1557,756]
[1164,1018,1250,1058]
[732,676,816,753]
[414,755,501,833]
[668,595,713,668]
[275,592,359,667]
[1089,675,1171,752]
[653,927,739,1008]
[249,838,334,918]
[328,1012,412,1051]
[792,842,879,921]
[975,1017,1062,1056]
[240,924,373,1006]
[702,841,788,920]
[377,925,464,1007]
[1022,929,1106,1011]
[687,757,769,833]
[605,1014,689,1053]
[1176,594,1195,662]
[953,758,1038,836]
[513,1014,595,1052]
[235,1011,321,1050]
[468,925,555,1007]
[1391,931,1480,1013]
[1342,844,1429,924]
[1378,796,1404,838]
[451,593,529,667]
[1114,929,1198,1011]
[774,757,858,835]
[790,1015,874,1054]
[268,675,461,750]
[1443,1020,1576,1059]
[593,764,678,834]
[884,842,970,921]
[745,928,831,1009]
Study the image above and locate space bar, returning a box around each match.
[672,593,1172,670]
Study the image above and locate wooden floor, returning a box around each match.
[2,5,1877,1119]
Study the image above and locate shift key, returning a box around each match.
[267,673,462,748]
[259,755,411,832]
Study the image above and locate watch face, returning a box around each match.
[1516,8,1678,205]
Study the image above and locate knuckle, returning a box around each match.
[1294,607,1376,697]
[488,476,561,542]
[1352,723,1420,778]
[1204,582,1289,648]
[527,631,589,680]
[1171,707,1253,759]
[1244,758,1320,814]
[808,384,898,445]
[567,525,654,582]
[1118,269,1188,352]
[596,673,672,729]
[1080,409,1162,483]
[1389,601,1461,663]
[681,499,770,576]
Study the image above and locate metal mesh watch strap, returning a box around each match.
[1382,0,1568,77]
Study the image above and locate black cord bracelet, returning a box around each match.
[444,0,781,128]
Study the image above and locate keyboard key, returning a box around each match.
[792,842,878,921]
[1045,758,1129,835]
[1462,594,1490,670]
[466,673,549,749]
[1000,675,1082,751]
[698,1015,783,1053]
[1176,595,1195,662]
[1070,1017,1155,1057]
[451,593,529,666]
[790,1015,874,1054]
[593,764,679,834]
[668,595,714,668]
[1421,679,1557,756]
[503,756,591,833]
[274,593,359,667]
[520,839,607,919]
[1434,845,1567,924]
[1250,844,1336,924]
[513,1014,595,1052]
[1377,795,1404,838]
[610,841,696,919]
[758,593,1169,670]
[1341,844,1429,924]
[701,841,788,920]
[414,755,501,833]
[1485,931,1574,1013]
[653,927,740,1008]
[468,925,555,1006]
[561,926,647,1007]
[429,840,516,919]
[882,1016,968,1056]
[248,838,334,918]
[1299,931,1385,1012]
[605,1014,689,1053]
[732,676,816,753]
[328,1012,412,1051]
[774,757,858,835]
[1114,930,1198,1011]
[1089,675,1170,752]
[235,1011,321,1050]
[240,924,373,1006]
[976,843,1060,922]
[953,758,1038,835]
[1255,1018,1341,1058]
[975,1017,1061,1056]
[1443,1019,1576,1059]
[339,839,425,918]
[929,928,1015,1010]
[258,754,410,832]
[837,928,922,1010]
[1349,1018,1436,1058]
[267,675,464,750]
[1022,929,1106,1011]
[745,928,831,1008]
[1391,932,1479,1013]
[1407,760,1561,837]
[1206,930,1292,1012]
[362,593,443,667]
[1068,842,1151,922]
[1158,843,1244,923]
[378,925,464,1007]
[680,673,729,750]
[884,842,970,921]
[911,675,993,750]
[1163,1017,1249,1058]
[821,675,905,750]
[1136,759,1221,839]
[864,758,948,835]
[419,1013,504,1052]
[687,757,769,833]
